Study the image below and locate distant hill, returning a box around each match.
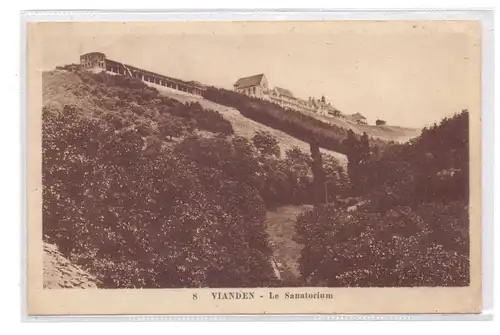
[306,112,421,143]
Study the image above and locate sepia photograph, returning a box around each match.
[26,19,482,315]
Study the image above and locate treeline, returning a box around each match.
[295,110,470,287]
[351,110,469,206]
[202,87,390,155]
[42,70,348,288]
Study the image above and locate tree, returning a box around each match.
[252,130,281,158]
[342,130,371,195]
[309,140,326,204]
[159,117,185,141]
[322,154,349,200]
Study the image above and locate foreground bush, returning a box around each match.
[295,202,469,287]
[42,105,276,288]
[295,111,470,287]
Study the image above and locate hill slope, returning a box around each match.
[44,71,348,164]
[142,83,349,163]
[304,111,420,142]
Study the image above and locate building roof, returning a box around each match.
[81,52,105,57]
[233,74,265,89]
[275,86,295,98]
[187,80,206,88]
[348,112,367,121]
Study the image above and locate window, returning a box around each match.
[252,87,256,95]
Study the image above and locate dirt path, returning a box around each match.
[265,205,313,285]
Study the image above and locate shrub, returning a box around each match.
[252,131,280,158]
[295,202,469,287]
[42,105,277,288]
[56,63,82,72]
[159,117,186,141]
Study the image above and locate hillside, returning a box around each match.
[304,111,420,143]
[44,70,347,164]
[41,68,468,289]
[43,69,333,288]
[202,87,420,155]
[140,81,349,163]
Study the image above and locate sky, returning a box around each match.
[36,21,481,128]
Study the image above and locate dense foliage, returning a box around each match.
[75,71,235,137]
[42,72,283,288]
[42,104,279,288]
[42,70,348,288]
[44,68,469,289]
[295,202,468,287]
[365,110,468,206]
[296,111,470,286]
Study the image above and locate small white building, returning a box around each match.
[233,73,269,99]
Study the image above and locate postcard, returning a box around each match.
[26,20,482,315]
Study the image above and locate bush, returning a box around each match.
[295,202,469,287]
[56,63,82,72]
[252,130,280,158]
[43,104,278,288]
[293,112,470,287]
[159,117,186,141]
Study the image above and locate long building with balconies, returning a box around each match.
[80,52,206,96]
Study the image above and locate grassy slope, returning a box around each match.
[145,84,349,164]
[43,70,92,110]
[44,71,348,164]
